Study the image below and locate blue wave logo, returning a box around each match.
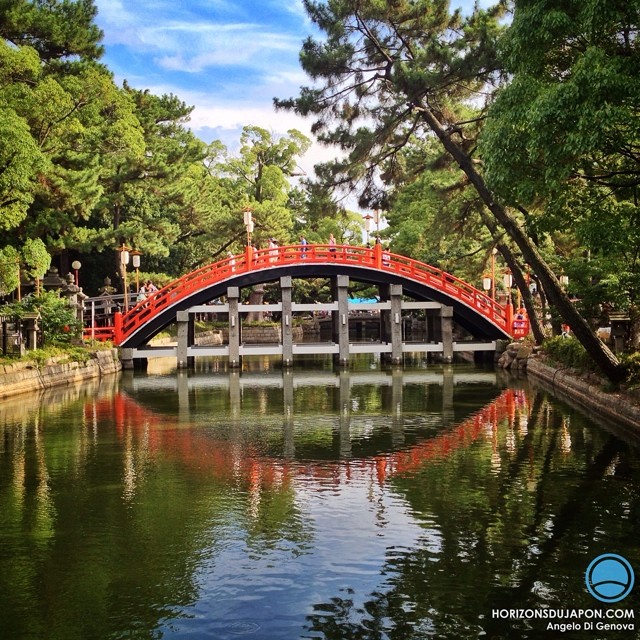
[586,554,635,603]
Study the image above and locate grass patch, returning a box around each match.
[621,352,640,389]
[0,343,110,368]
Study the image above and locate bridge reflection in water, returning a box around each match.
[5,361,640,640]
[110,366,524,491]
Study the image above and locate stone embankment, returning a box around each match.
[0,349,121,399]
[527,357,640,431]
[497,340,640,431]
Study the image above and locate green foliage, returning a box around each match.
[0,40,45,229]
[21,237,50,281]
[0,0,104,62]
[0,1,349,306]
[542,335,596,372]
[0,290,82,344]
[0,245,20,295]
[386,136,492,277]
[480,0,640,315]
[24,343,93,366]
[215,125,311,248]
[277,0,507,207]
[620,352,640,388]
[0,103,44,229]
[91,87,208,278]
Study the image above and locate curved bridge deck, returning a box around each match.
[85,244,528,365]
[118,245,517,339]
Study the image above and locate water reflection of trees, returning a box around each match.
[3,373,638,640]
[304,389,640,639]
[0,385,310,640]
[0,370,506,640]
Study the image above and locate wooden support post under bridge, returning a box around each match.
[120,276,497,368]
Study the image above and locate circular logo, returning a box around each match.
[586,554,635,603]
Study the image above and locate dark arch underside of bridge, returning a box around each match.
[120,263,511,348]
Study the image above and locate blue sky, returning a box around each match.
[94,0,486,177]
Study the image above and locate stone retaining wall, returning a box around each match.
[527,357,640,431]
[154,326,306,346]
[0,349,121,399]
[240,325,304,344]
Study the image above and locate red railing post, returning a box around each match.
[245,244,253,270]
[113,311,123,345]
[505,301,514,338]
[374,242,382,269]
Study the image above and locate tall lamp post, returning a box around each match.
[363,213,373,245]
[119,244,130,312]
[503,268,513,303]
[243,207,254,247]
[16,259,21,301]
[373,209,382,235]
[130,250,142,294]
[504,268,514,331]
[491,247,498,301]
[71,260,82,287]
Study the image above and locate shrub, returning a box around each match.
[542,335,596,371]
[27,345,92,367]
[620,352,640,388]
[0,291,82,345]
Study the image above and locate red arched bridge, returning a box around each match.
[88,243,528,348]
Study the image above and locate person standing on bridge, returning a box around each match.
[299,235,308,259]
[136,283,147,303]
[268,238,278,263]
[328,233,336,256]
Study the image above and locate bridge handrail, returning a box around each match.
[115,244,511,344]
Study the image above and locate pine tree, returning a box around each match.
[276,0,626,381]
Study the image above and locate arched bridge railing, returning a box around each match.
[94,244,524,345]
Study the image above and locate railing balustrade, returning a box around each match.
[82,244,527,344]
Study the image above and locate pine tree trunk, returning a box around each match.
[417,105,625,383]
[480,211,546,344]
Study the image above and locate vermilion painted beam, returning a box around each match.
[84,244,527,344]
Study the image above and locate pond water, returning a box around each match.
[0,358,639,640]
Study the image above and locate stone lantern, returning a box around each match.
[41,267,66,291]
[62,272,88,324]
[609,312,630,354]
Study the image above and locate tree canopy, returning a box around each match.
[274,0,636,381]
[1,0,638,382]
[481,0,640,323]
[0,0,342,296]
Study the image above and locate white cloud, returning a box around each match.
[94,0,355,206]
[96,1,303,74]
[153,30,301,73]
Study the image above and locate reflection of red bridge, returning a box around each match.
[85,244,529,346]
[86,388,526,490]
[372,387,525,483]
